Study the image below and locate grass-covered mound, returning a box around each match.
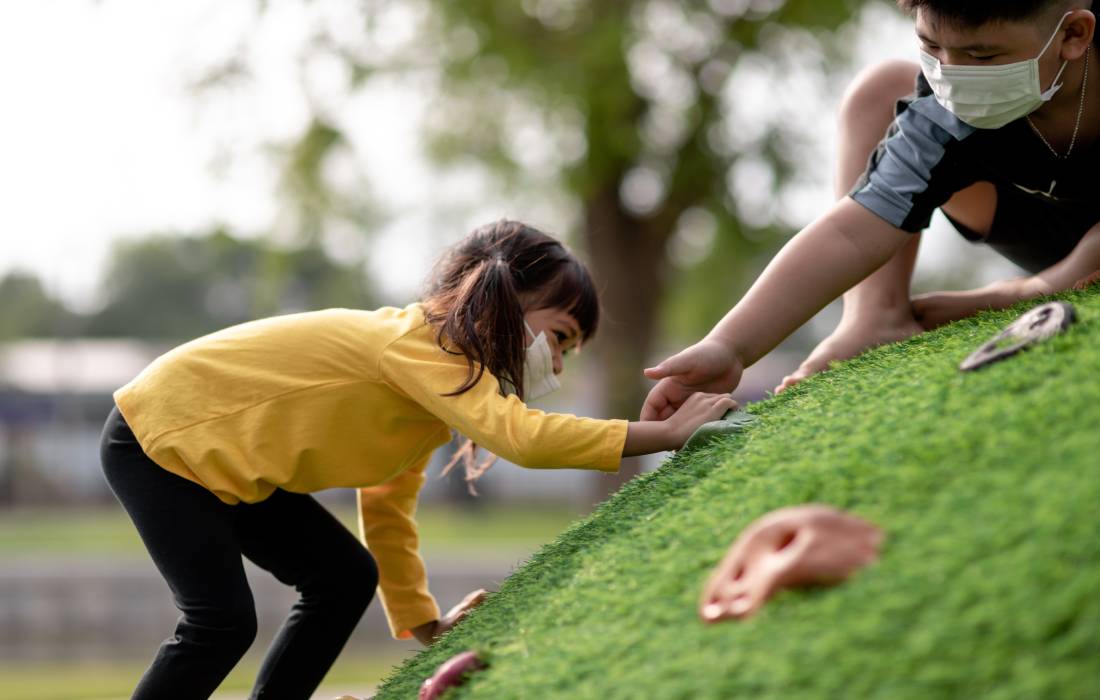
[373,288,1100,700]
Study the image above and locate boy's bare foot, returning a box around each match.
[775,316,924,393]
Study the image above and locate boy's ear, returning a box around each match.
[1059,9,1096,61]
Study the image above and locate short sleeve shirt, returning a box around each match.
[850,70,1100,247]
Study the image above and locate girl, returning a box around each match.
[100,220,736,700]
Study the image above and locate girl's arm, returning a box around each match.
[357,458,440,641]
[913,220,1100,330]
[382,337,736,470]
[623,391,739,456]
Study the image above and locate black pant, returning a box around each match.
[100,406,378,700]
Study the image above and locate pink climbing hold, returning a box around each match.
[700,504,884,622]
[418,650,487,700]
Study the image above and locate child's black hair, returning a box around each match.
[896,0,1088,27]
[422,219,600,401]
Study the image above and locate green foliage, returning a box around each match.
[0,272,76,340]
[373,288,1100,699]
[0,232,374,343]
[279,117,353,243]
[80,230,375,341]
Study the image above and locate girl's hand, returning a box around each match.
[411,589,489,646]
[641,339,744,421]
[663,392,739,450]
[624,392,737,456]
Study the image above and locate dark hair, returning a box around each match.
[896,0,1080,27]
[422,219,600,401]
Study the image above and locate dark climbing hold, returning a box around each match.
[682,408,758,452]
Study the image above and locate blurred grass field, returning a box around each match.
[0,650,404,700]
[0,503,581,556]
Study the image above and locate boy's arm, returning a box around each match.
[912,220,1100,330]
[642,198,911,420]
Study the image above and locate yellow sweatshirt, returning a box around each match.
[114,303,628,638]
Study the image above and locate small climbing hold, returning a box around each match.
[699,504,883,622]
[681,407,757,452]
[960,301,1076,371]
[419,650,487,700]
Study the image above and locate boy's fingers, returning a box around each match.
[640,395,665,421]
[643,365,667,380]
[461,589,488,611]
[641,380,678,420]
[645,353,693,381]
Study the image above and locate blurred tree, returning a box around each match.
[85,230,375,341]
[0,271,76,341]
[214,0,874,494]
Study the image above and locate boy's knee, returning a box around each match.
[839,59,920,127]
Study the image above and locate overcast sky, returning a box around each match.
[0,1,1013,314]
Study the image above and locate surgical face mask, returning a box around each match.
[522,322,561,401]
[919,12,1072,129]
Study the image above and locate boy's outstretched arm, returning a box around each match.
[912,220,1100,330]
[642,198,910,421]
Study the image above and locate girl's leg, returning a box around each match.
[235,489,378,700]
[100,407,257,699]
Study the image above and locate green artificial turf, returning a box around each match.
[372,289,1100,700]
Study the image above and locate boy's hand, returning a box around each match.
[663,391,739,450]
[642,339,743,421]
[911,278,1030,331]
[411,588,489,646]
[910,291,974,330]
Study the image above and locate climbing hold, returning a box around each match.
[419,650,487,700]
[681,407,757,452]
[699,504,883,623]
[960,301,1076,371]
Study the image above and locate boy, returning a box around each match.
[643,0,1099,419]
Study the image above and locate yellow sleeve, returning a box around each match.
[379,334,628,471]
[357,456,440,640]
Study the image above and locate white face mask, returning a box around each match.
[919,12,1072,129]
[522,321,561,401]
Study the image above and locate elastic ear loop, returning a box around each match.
[1039,11,1075,94]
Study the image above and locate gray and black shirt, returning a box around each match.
[850,71,1099,273]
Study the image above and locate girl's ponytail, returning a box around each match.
[432,254,526,399]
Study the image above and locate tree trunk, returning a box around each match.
[583,183,670,503]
